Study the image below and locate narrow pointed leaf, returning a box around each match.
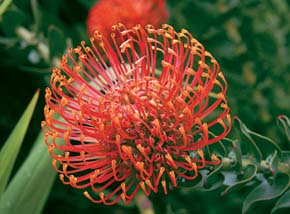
[0,90,39,194]
[0,0,13,16]
[0,132,61,214]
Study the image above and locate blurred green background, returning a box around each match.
[0,0,289,213]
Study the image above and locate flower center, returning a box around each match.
[98,76,195,178]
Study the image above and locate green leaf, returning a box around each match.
[0,132,59,214]
[280,151,290,163]
[206,132,235,158]
[272,188,290,213]
[265,150,279,175]
[242,173,290,213]
[199,158,224,191]
[234,117,263,162]
[248,132,281,159]
[221,164,257,196]
[0,90,39,194]
[232,140,243,169]
[0,0,13,16]
[202,173,224,192]
[205,140,227,157]
[234,117,281,161]
[277,115,290,143]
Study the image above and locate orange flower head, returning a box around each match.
[42,24,231,205]
[87,0,168,38]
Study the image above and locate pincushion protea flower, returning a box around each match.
[42,24,231,205]
[87,0,168,38]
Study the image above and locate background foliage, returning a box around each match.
[0,0,289,213]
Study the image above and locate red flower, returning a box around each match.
[42,24,231,205]
[87,0,168,38]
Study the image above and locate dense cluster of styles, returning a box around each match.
[42,23,231,204]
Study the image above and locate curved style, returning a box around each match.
[42,24,231,205]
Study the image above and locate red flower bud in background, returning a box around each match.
[42,24,231,205]
[87,0,168,38]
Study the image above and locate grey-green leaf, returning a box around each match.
[234,117,263,163]
[199,158,224,191]
[0,90,39,194]
[277,115,290,143]
[272,188,290,213]
[222,164,257,196]
[242,173,290,213]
